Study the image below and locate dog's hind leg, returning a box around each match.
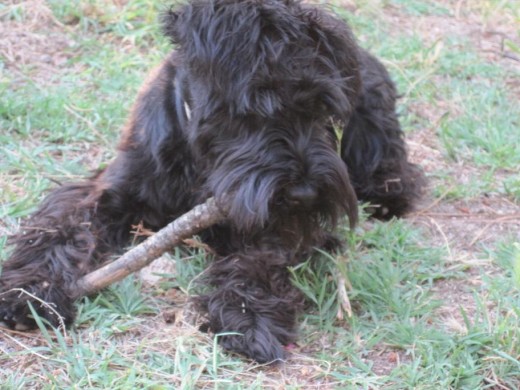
[341,49,424,219]
[0,177,127,329]
[0,56,194,330]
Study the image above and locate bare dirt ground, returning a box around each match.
[0,0,79,84]
[400,4,519,376]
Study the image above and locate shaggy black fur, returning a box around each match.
[0,0,423,363]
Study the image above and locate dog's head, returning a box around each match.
[163,0,360,242]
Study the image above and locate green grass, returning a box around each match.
[1,0,519,388]
[343,2,519,199]
[388,1,450,16]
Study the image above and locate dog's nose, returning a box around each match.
[287,185,318,209]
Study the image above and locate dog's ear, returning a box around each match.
[160,2,209,48]
[160,6,181,44]
[299,7,362,120]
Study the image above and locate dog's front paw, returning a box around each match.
[218,316,286,364]
[206,299,293,364]
[0,283,75,330]
[0,292,36,330]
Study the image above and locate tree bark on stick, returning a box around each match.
[73,197,225,298]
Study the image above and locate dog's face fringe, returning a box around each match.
[163,0,360,243]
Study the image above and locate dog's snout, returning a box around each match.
[287,184,318,209]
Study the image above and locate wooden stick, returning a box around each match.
[74,197,225,298]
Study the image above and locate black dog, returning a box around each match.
[0,0,423,363]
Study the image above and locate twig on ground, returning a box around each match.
[335,255,352,321]
[468,214,520,247]
[74,197,226,298]
[0,329,51,360]
[428,217,454,263]
[410,186,454,217]
[336,274,352,320]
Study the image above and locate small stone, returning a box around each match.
[15,323,30,331]
[139,255,176,286]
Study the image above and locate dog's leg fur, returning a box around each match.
[0,182,109,328]
[201,248,303,363]
[0,56,194,329]
[341,50,424,218]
